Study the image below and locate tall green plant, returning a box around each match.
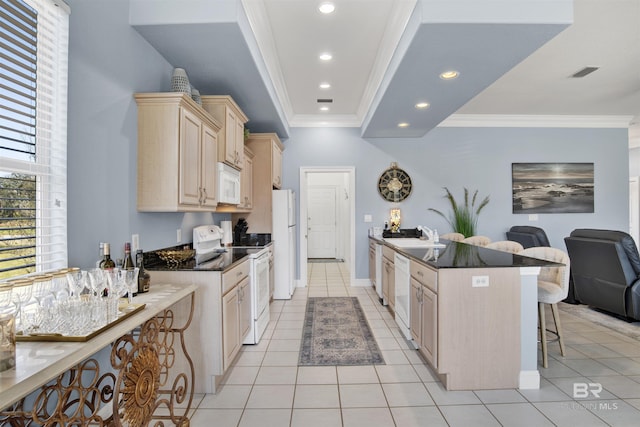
[428,187,490,237]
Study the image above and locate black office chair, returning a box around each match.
[506,226,550,249]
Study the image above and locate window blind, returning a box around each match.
[0,0,68,279]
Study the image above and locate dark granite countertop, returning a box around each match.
[370,236,560,269]
[144,246,266,272]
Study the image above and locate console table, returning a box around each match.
[0,284,197,426]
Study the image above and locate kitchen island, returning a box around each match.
[0,284,197,425]
[371,236,558,390]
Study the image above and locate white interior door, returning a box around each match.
[307,186,337,258]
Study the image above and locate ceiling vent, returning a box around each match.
[317,98,333,103]
[571,67,599,78]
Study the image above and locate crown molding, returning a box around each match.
[439,114,634,128]
[289,114,361,128]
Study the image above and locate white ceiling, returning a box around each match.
[130,0,639,143]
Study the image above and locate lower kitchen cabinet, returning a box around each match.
[420,284,438,368]
[382,246,395,311]
[222,285,240,370]
[149,258,250,394]
[410,260,438,368]
[408,257,521,390]
[222,261,251,371]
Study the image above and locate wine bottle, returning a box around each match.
[122,242,134,270]
[95,242,104,267]
[136,249,150,293]
[99,243,116,270]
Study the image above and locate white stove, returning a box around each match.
[193,225,226,264]
[193,225,270,345]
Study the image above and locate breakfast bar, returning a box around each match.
[372,236,557,390]
[0,284,197,425]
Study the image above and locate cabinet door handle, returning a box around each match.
[417,271,423,277]
[202,187,207,202]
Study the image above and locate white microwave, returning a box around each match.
[218,162,241,205]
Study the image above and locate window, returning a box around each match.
[0,0,69,279]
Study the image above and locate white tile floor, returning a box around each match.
[187,261,640,426]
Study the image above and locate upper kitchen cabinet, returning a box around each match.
[200,96,248,171]
[135,93,222,212]
[232,133,284,232]
[271,137,283,189]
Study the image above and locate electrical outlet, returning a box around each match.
[529,214,539,221]
[132,234,140,253]
[177,229,182,243]
[364,214,372,223]
[472,275,489,287]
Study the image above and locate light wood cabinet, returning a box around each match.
[421,285,438,368]
[222,285,240,371]
[233,133,284,232]
[406,254,521,390]
[135,93,221,212]
[410,277,421,344]
[222,260,251,371]
[382,246,395,311]
[200,95,248,170]
[368,241,376,289]
[410,260,439,369]
[240,147,254,209]
[410,261,438,368]
[271,140,283,189]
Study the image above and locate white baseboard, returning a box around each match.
[295,279,374,288]
[519,370,540,389]
[351,279,374,287]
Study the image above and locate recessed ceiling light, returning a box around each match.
[319,82,331,89]
[319,53,333,61]
[440,70,459,80]
[318,2,335,14]
[397,122,410,128]
[320,106,329,111]
[415,102,430,109]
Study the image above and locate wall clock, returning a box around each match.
[377,162,412,202]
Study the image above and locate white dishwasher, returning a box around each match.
[394,252,411,340]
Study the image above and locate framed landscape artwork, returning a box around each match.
[512,163,594,214]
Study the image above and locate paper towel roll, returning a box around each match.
[221,221,232,245]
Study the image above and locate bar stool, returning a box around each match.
[486,240,524,254]
[461,235,491,247]
[440,232,465,242]
[520,247,570,368]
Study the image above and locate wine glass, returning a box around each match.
[31,274,54,307]
[66,268,87,299]
[0,284,13,315]
[9,278,33,333]
[51,270,70,302]
[87,268,106,299]
[124,268,140,305]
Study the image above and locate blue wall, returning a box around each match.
[67,0,229,267]
[282,127,629,279]
[66,0,630,280]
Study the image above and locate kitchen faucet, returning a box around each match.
[417,225,438,242]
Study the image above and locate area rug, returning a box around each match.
[559,302,640,341]
[299,297,385,366]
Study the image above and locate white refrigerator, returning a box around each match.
[272,189,296,299]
